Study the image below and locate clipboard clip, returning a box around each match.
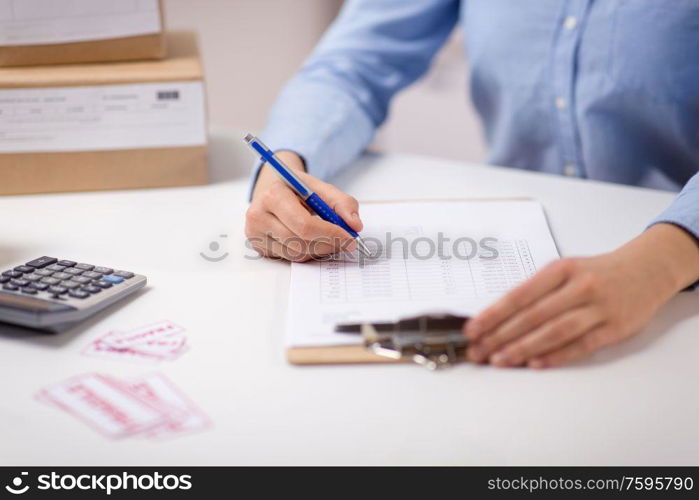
[335,314,469,370]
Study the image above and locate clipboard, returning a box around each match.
[285,197,555,366]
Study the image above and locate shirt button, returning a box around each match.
[564,16,578,30]
[564,164,577,177]
[555,97,567,109]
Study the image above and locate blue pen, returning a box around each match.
[244,133,372,256]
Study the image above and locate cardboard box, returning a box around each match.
[0,0,166,67]
[0,31,208,196]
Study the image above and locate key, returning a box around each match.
[75,263,94,271]
[47,264,67,272]
[48,286,68,295]
[2,284,18,291]
[68,290,89,299]
[82,285,102,294]
[34,269,53,277]
[93,280,113,289]
[72,276,91,284]
[57,260,76,267]
[81,271,103,280]
[64,268,83,276]
[94,267,114,275]
[51,272,72,280]
[21,287,37,295]
[60,281,80,289]
[23,274,42,282]
[113,270,135,279]
[28,282,49,291]
[40,277,61,285]
[0,276,9,283]
[2,270,22,278]
[102,275,124,284]
[14,265,34,273]
[25,256,58,269]
[11,278,29,287]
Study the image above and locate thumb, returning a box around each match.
[309,178,363,232]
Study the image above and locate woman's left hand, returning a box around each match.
[464,223,699,369]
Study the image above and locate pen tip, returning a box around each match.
[244,133,254,143]
[355,237,373,257]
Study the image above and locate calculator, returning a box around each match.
[0,256,147,332]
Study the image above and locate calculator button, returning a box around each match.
[82,285,102,294]
[25,256,58,269]
[21,287,37,295]
[11,278,29,287]
[68,290,89,299]
[76,263,94,271]
[57,260,77,267]
[14,265,34,274]
[102,275,124,284]
[82,271,103,280]
[113,271,135,279]
[23,273,42,282]
[48,286,68,295]
[2,283,18,291]
[40,277,61,285]
[0,276,9,283]
[64,268,83,276]
[2,270,22,278]
[47,264,67,272]
[51,272,72,280]
[28,282,49,291]
[34,269,53,277]
[93,280,113,289]
[72,276,91,284]
[94,267,114,275]
[60,281,80,289]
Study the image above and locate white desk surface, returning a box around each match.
[1,128,697,466]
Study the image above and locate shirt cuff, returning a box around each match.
[647,218,699,291]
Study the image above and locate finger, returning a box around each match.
[465,259,575,341]
[249,236,280,260]
[527,325,612,369]
[252,214,305,254]
[264,215,340,258]
[489,306,604,367]
[467,276,593,362]
[311,179,363,232]
[247,197,339,258]
[263,234,311,262]
[265,185,354,250]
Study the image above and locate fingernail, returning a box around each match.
[490,351,510,367]
[351,211,362,223]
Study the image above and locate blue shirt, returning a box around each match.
[257,0,699,246]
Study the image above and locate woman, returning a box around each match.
[245,0,699,368]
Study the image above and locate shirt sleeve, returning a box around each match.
[250,0,460,189]
[649,171,699,290]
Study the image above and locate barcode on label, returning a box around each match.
[157,90,180,100]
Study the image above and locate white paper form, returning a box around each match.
[0,0,161,46]
[286,200,560,347]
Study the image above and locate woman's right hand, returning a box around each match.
[245,151,363,262]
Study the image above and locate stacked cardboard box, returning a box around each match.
[0,0,166,66]
[0,1,208,195]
